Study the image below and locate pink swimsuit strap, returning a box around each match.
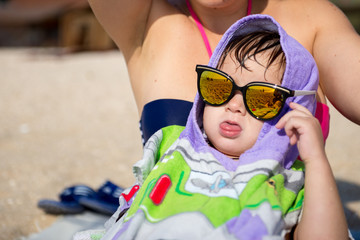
[186,0,252,58]
[315,102,330,141]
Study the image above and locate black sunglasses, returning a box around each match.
[196,65,316,121]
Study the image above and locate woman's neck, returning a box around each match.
[187,0,249,34]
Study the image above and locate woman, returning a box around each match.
[88,0,360,143]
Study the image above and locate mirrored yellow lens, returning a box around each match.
[199,71,233,105]
[246,86,284,119]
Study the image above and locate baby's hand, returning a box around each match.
[275,102,325,164]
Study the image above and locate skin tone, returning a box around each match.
[88,0,360,125]
[204,52,349,239]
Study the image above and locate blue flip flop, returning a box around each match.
[78,180,124,215]
[38,185,96,214]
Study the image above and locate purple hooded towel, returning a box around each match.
[180,14,319,170]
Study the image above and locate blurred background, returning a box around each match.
[0,0,360,48]
[0,0,114,50]
[0,0,359,240]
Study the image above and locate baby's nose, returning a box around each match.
[225,93,246,115]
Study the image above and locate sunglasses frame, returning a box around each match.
[196,65,316,121]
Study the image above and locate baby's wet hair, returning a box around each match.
[217,31,286,80]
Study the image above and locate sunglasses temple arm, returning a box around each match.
[292,90,317,97]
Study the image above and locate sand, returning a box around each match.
[0,48,359,240]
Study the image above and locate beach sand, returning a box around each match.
[0,48,359,240]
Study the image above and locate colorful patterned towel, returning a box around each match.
[99,125,305,240]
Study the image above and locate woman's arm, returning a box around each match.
[276,102,348,239]
[312,0,360,125]
[87,0,153,60]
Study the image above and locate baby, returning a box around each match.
[75,14,349,240]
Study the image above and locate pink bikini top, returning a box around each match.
[186,0,330,140]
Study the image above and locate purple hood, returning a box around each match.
[179,14,319,170]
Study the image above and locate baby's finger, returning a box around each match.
[282,117,301,145]
[289,102,313,116]
[289,133,299,146]
[276,102,312,129]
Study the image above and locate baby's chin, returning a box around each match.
[208,138,243,160]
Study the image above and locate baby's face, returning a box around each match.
[203,53,284,158]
